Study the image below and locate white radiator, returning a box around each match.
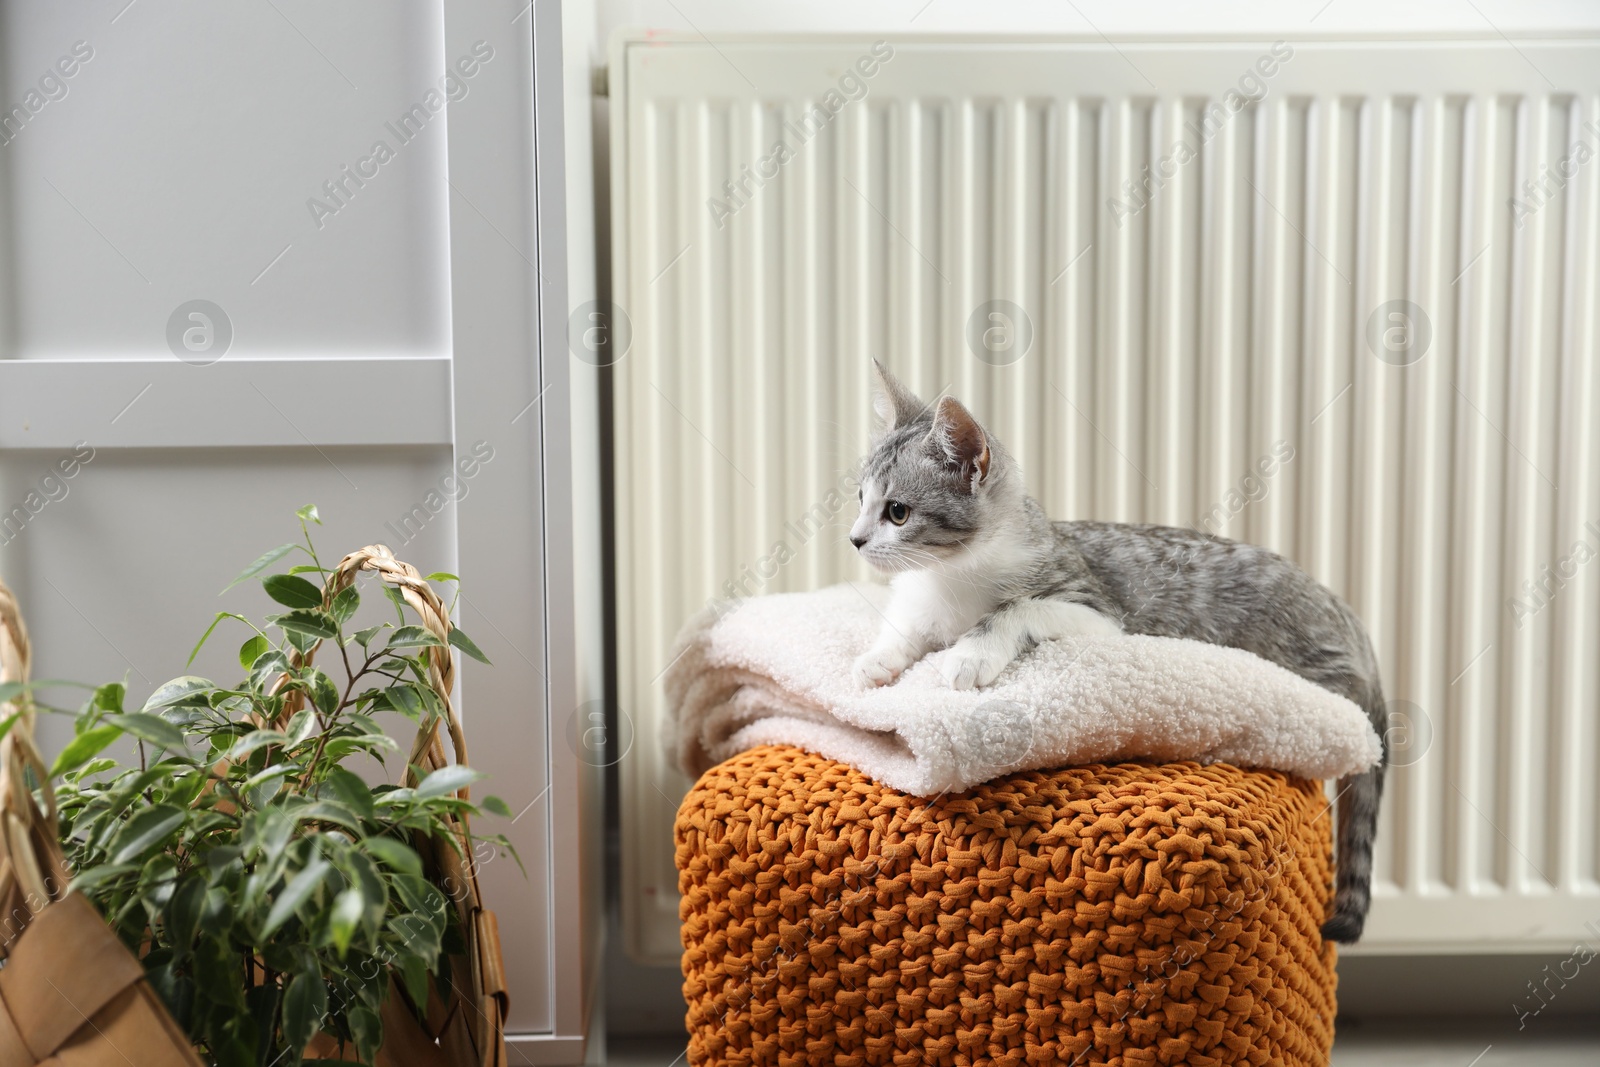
[609,33,1600,961]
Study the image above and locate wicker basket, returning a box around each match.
[0,547,508,1067]
[677,745,1339,1067]
[0,576,204,1067]
[293,546,509,1067]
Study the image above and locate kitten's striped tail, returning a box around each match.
[1322,678,1388,943]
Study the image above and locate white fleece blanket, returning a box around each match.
[665,582,1382,796]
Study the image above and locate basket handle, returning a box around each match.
[268,545,471,796]
[0,575,71,941]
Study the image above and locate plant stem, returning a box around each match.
[298,648,382,789]
[300,518,324,576]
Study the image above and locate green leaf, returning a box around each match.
[285,707,319,746]
[247,774,287,811]
[225,729,288,761]
[363,835,422,876]
[64,862,139,892]
[328,886,363,956]
[324,733,398,761]
[86,768,168,849]
[397,952,429,1008]
[139,849,177,890]
[424,572,460,583]
[384,685,426,721]
[341,849,387,935]
[296,503,321,525]
[50,724,122,776]
[165,769,208,809]
[209,1017,255,1067]
[93,682,126,713]
[393,874,447,918]
[237,635,269,671]
[70,756,117,780]
[349,1004,382,1062]
[244,985,279,1066]
[151,966,196,1032]
[381,583,408,622]
[186,616,225,669]
[111,804,186,864]
[204,844,243,874]
[249,648,292,689]
[305,669,340,719]
[221,543,298,594]
[345,712,383,736]
[262,573,324,610]
[281,969,328,1050]
[299,800,361,832]
[282,626,315,657]
[142,677,214,713]
[373,787,416,809]
[377,656,423,679]
[480,795,513,818]
[331,585,360,627]
[272,609,338,642]
[320,766,376,821]
[165,874,207,959]
[187,611,262,668]
[415,764,483,799]
[351,625,384,649]
[262,857,331,938]
[242,762,299,795]
[387,625,445,651]
[0,679,92,703]
[250,809,296,868]
[448,627,492,665]
[114,712,187,751]
[391,911,443,964]
[200,883,230,925]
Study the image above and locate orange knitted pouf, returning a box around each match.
[675,746,1338,1067]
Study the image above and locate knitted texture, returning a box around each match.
[676,746,1338,1067]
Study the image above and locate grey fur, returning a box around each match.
[853,361,1386,942]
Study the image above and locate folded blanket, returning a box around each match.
[665,582,1383,796]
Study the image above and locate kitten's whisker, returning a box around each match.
[892,545,987,590]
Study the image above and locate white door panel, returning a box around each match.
[5,446,460,707]
[1,0,451,359]
[0,0,593,1056]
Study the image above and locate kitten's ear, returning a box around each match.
[930,396,992,491]
[871,359,925,430]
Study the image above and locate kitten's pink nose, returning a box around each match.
[850,534,868,549]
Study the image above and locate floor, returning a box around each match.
[1330,1017,1599,1066]
[602,1018,1600,1066]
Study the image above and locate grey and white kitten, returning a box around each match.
[848,360,1387,943]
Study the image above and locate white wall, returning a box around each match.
[594,0,1600,40]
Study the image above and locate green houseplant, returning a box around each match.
[41,507,515,1067]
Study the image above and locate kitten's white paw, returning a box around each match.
[939,643,1012,690]
[853,647,913,688]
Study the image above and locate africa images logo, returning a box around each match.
[166,300,233,366]
[705,41,894,229]
[305,42,495,230]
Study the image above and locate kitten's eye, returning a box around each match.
[885,501,910,525]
